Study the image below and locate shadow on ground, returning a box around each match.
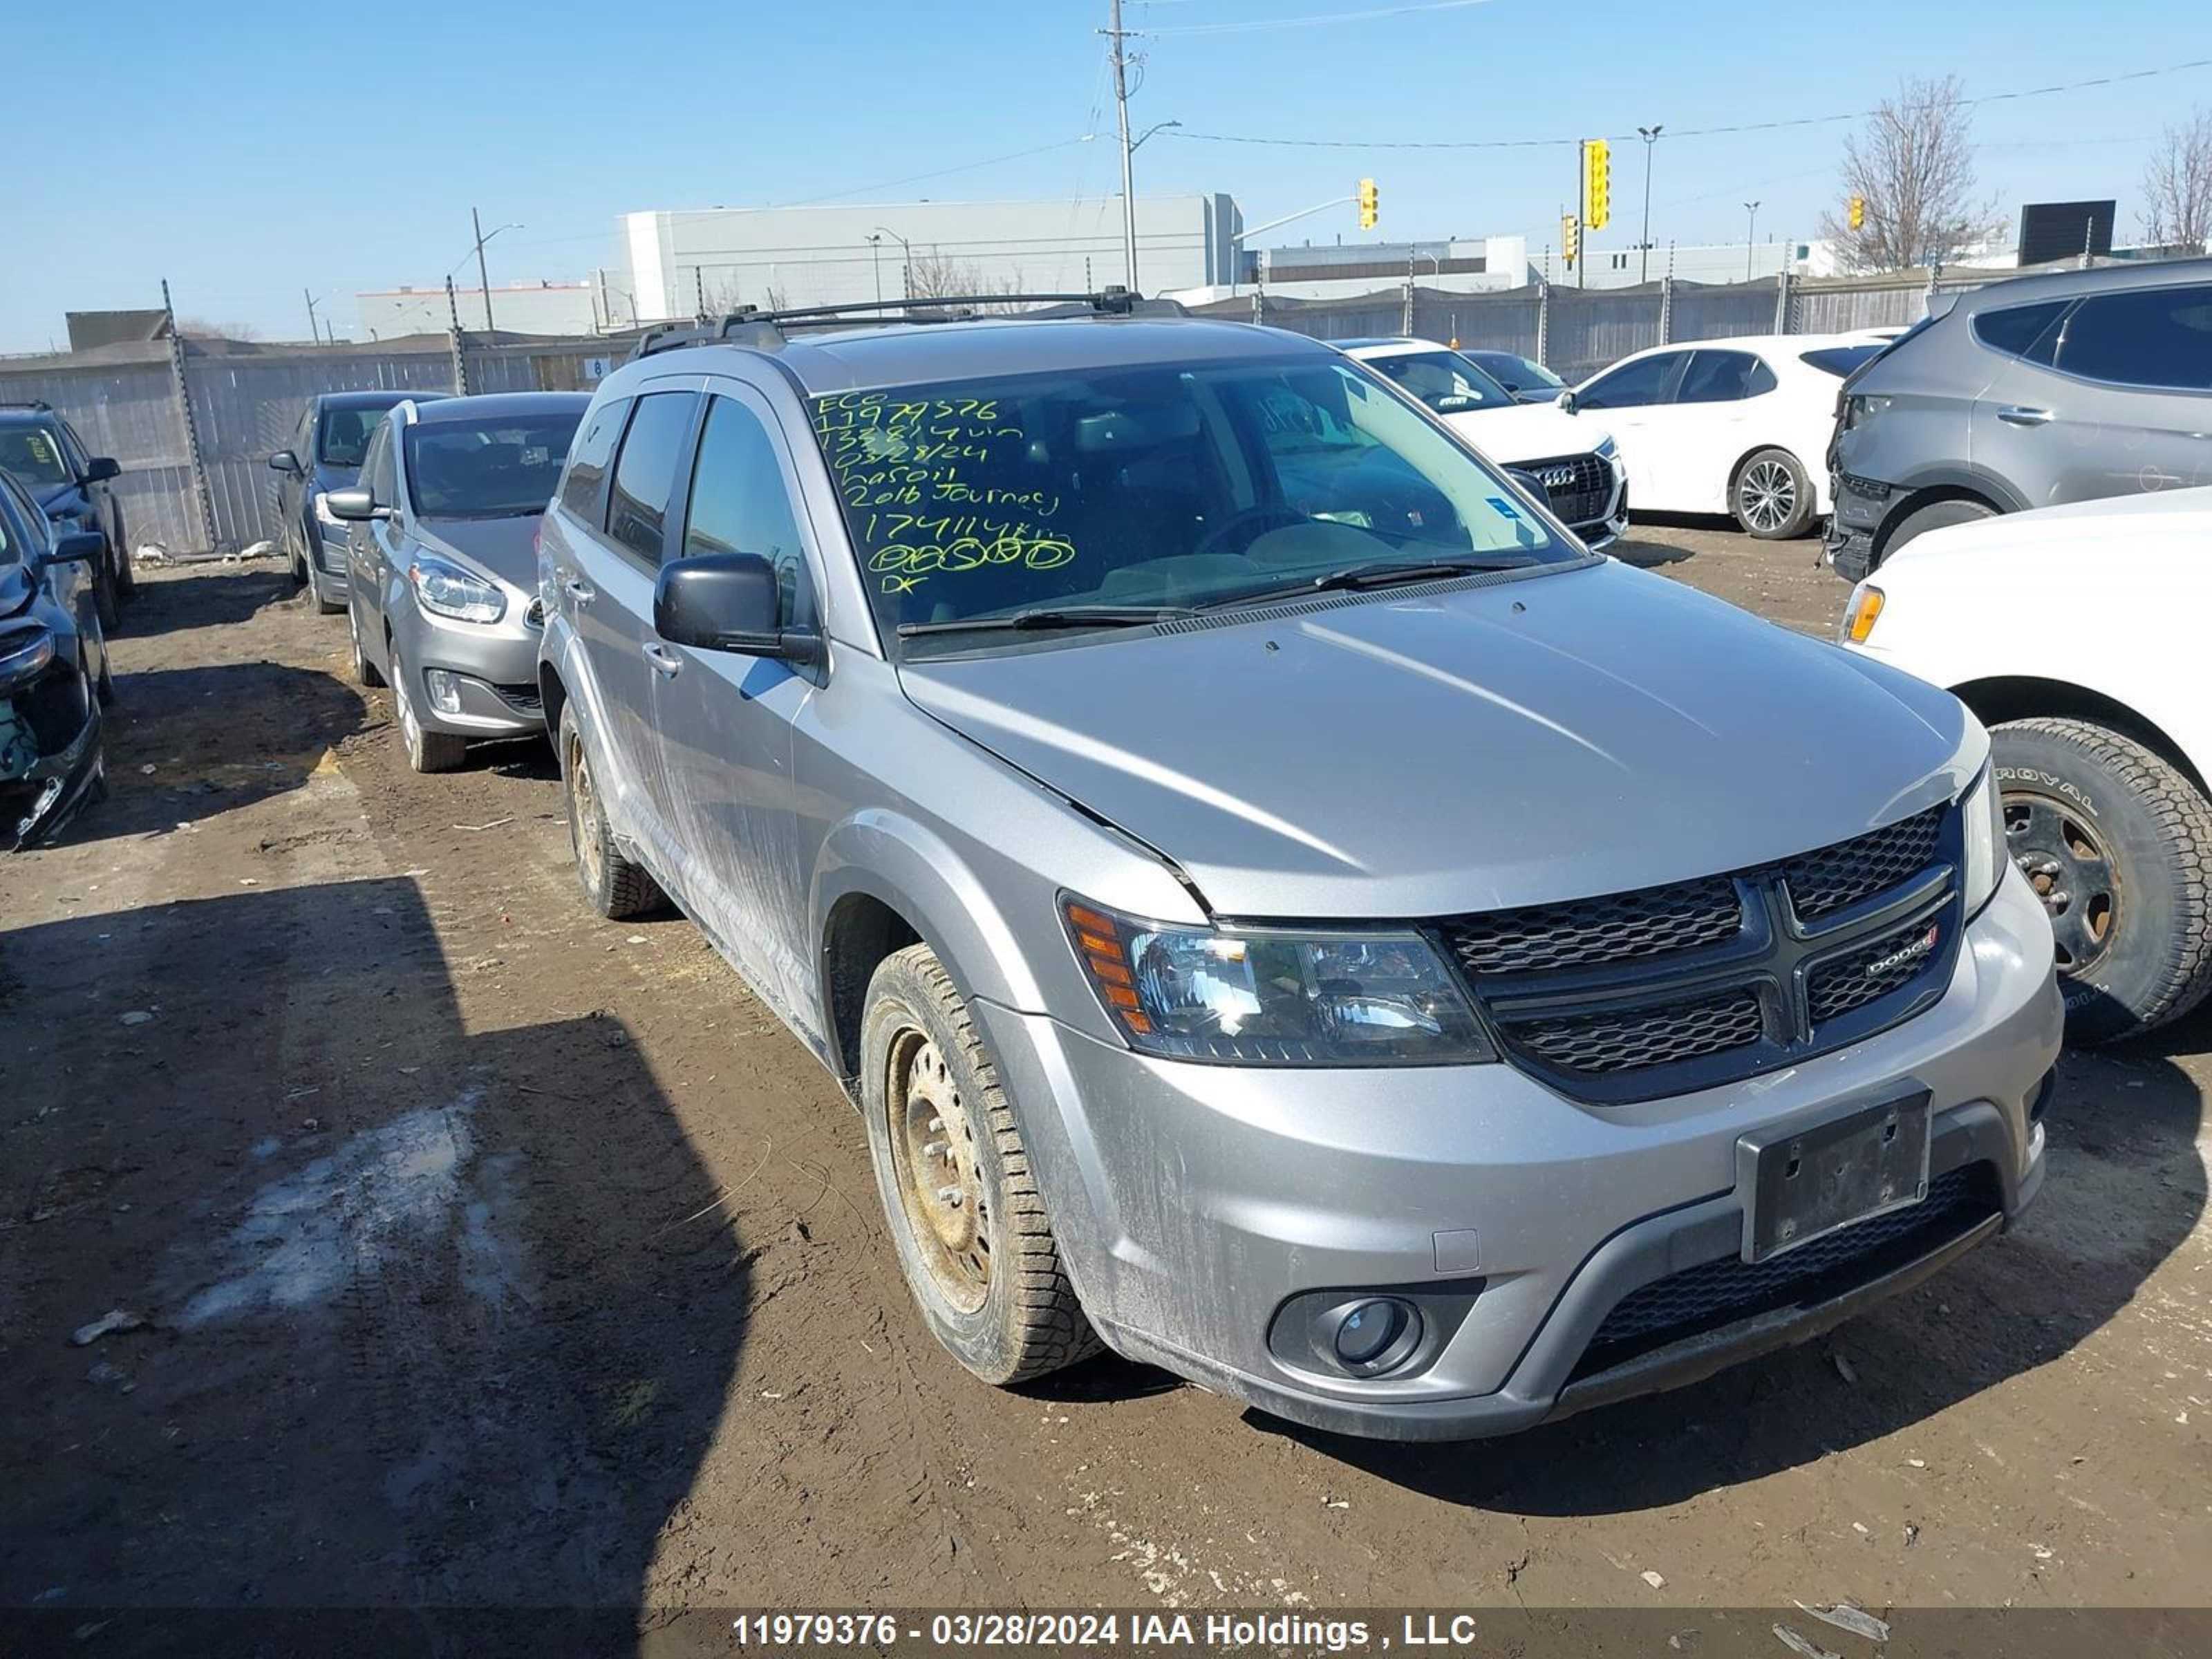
[0,879,747,1653]
[1256,1044,2202,1513]
[114,565,298,638]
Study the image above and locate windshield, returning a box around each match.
[404,413,581,518]
[1358,349,1517,413]
[317,405,397,468]
[1799,344,1886,377]
[1468,350,1564,391]
[813,355,1573,642]
[0,424,73,487]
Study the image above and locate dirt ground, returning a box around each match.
[3,521,2206,1647]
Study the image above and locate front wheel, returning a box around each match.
[860,944,1099,1385]
[1993,716,2212,1042]
[1732,448,1815,539]
[388,646,467,774]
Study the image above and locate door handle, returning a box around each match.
[563,574,596,603]
[1996,405,2053,427]
[643,642,682,677]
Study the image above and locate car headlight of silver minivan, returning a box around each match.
[410,555,506,624]
[1960,761,2006,917]
[1062,897,1494,1065]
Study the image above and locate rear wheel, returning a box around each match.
[1882,496,1996,563]
[556,700,665,919]
[388,645,467,774]
[1993,716,2212,1042]
[1732,448,1815,539]
[860,944,1098,1385]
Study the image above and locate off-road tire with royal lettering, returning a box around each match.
[860,944,1100,1385]
[1994,717,2212,1043]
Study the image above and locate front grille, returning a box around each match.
[1512,990,1764,1074]
[1448,877,1740,976]
[1808,915,1941,1025]
[1777,805,1944,919]
[1573,1161,1998,1376]
[1438,804,1958,1102]
[1523,451,1613,527]
[492,682,543,715]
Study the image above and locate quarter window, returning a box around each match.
[558,395,630,525]
[606,392,699,564]
[1576,352,1683,409]
[2054,285,2212,389]
[682,396,815,627]
[1971,301,2068,365]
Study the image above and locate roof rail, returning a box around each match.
[0,400,55,412]
[625,287,1185,360]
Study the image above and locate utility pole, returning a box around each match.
[1105,0,1139,291]
[1637,125,1662,285]
[1744,201,1761,280]
[868,234,883,303]
[304,290,322,344]
[472,207,496,333]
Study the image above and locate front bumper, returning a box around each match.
[391,601,545,738]
[1823,472,1892,583]
[976,865,2060,1441]
[310,531,351,603]
[2,660,103,851]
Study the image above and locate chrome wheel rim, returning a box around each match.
[391,654,424,767]
[567,731,606,893]
[885,1026,991,1312]
[1740,460,1797,532]
[2007,790,2118,973]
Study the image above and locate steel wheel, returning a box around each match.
[1738,458,1798,534]
[567,725,607,896]
[2007,791,2118,973]
[883,1025,991,1313]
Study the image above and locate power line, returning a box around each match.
[1158,56,2212,149]
[1145,0,1502,35]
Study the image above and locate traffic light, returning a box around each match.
[1583,139,1611,232]
[1848,194,1867,232]
[1358,178,1379,230]
[1561,213,1580,266]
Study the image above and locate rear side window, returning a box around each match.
[1972,301,2068,366]
[559,396,630,525]
[1676,350,1772,403]
[2055,285,2212,390]
[606,392,699,565]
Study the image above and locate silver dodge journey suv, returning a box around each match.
[535,290,2061,1441]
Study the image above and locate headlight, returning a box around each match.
[1842,583,1885,643]
[1062,897,1494,1066]
[312,491,341,527]
[0,626,57,690]
[1960,762,2006,915]
[409,555,506,624]
[1593,435,1618,461]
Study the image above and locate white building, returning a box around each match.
[1549,240,1817,289]
[1163,236,1529,307]
[615,195,1243,320]
[356,281,627,340]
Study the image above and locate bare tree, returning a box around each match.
[2139,106,2212,251]
[902,250,1030,312]
[1819,75,1998,271]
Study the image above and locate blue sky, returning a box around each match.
[6,0,2205,351]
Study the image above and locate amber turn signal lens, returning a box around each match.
[1062,897,1154,1035]
[1845,585,1885,644]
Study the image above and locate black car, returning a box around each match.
[270,390,442,612]
[0,466,110,850]
[1459,348,1568,404]
[0,403,130,630]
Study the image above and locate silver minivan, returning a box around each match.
[535,297,2061,1440]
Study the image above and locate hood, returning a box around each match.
[416,514,544,590]
[34,480,83,515]
[899,563,1973,919]
[1441,401,1611,467]
[312,462,363,494]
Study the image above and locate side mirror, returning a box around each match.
[269,449,303,476]
[323,486,384,521]
[41,529,104,568]
[653,552,824,666]
[1555,389,1578,413]
[83,456,121,483]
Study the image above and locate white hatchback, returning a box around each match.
[1340,339,1628,550]
[1559,334,1887,539]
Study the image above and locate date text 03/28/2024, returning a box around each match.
[731,1611,1534,1651]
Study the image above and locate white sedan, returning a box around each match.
[1560,334,1886,539]
[1841,485,2212,1042]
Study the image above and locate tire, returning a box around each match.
[112,517,135,600]
[859,944,1099,1386]
[1992,716,2212,1042]
[1731,447,1816,539]
[348,602,384,688]
[91,552,120,633]
[94,646,114,709]
[1882,496,1996,563]
[388,645,467,774]
[556,700,664,919]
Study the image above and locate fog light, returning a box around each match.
[1335,1301,1404,1366]
[424,668,462,715]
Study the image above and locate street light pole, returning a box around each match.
[1743,201,1761,279]
[304,290,322,345]
[1637,124,1662,285]
[873,227,913,301]
[1106,0,1139,291]
[867,234,883,303]
[473,207,495,332]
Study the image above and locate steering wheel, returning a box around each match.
[1189,503,1315,561]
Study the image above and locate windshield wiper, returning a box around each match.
[1194,556,1538,612]
[897,603,1197,639]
